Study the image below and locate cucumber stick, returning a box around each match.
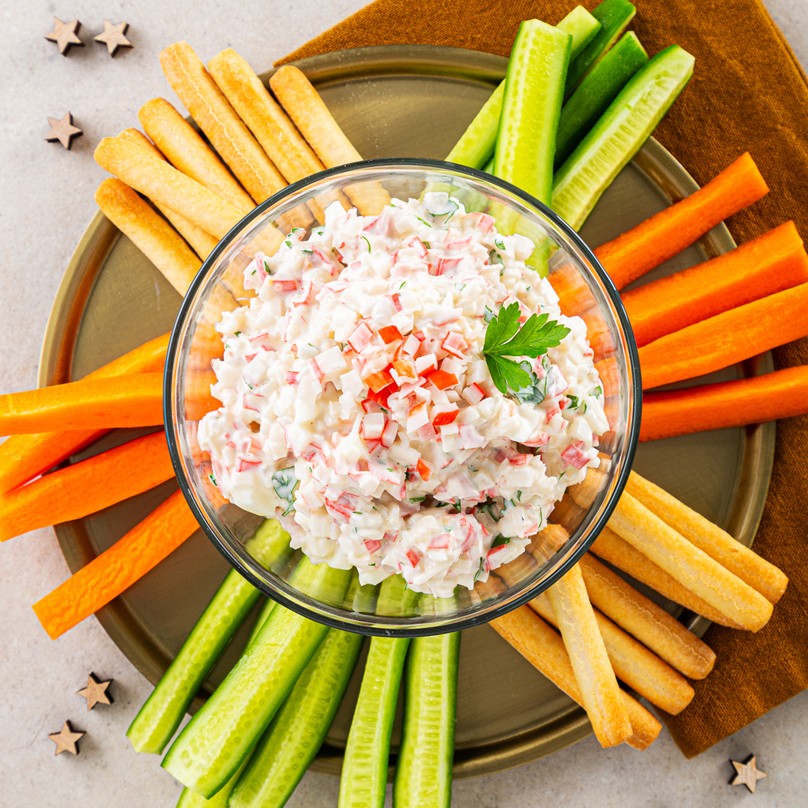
[338,576,419,808]
[493,20,571,205]
[393,629,461,808]
[127,520,290,755]
[445,6,599,170]
[552,45,695,230]
[555,31,648,166]
[228,578,374,808]
[565,0,637,96]
[174,595,280,808]
[162,559,352,797]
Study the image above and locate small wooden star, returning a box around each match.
[94,20,132,57]
[45,113,83,150]
[44,18,84,55]
[48,721,85,756]
[77,673,113,710]
[730,754,768,794]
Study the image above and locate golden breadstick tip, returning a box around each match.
[579,554,716,680]
[160,41,286,205]
[530,591,695,715]
[491,606,661,750]
[591,526,742,628]
[626,471,788,604]
[95,134,249,241]
[117,128,219,260]
[95,178,199,296]
[609,492,773,632]
[544,563,632,747]
[138,97,254,211]
[269,64,390,215]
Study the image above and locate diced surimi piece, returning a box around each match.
[390,293,402,311]
[363,539,382,554]
[429,534,451,550]
[314,345,347,377]
[325,497,353,520]
[416,458,432,481]
[348,321,374,352]
[487,543,507,558]
[393,359,417,379]
[440,357,463,375]
[272,279,300,292]
[380,419,397,448]
[461,383,486,404]
[415,353,439,374]
[407,401,430,432]
[441,331,468,358]
[427,369,459,390]
[310,358,324,382]
[435,257,463,275]
[561,441,589,469]
[509,454,529,465]
[360,412,385,441]
[406,236,428,257]
[379,325,403,344]
[432,406,459,427]
[406,548,421,567]
[364,369,394,393]
[237,457,261,472]
[402,334,421,356]
[465,212,495,233]
[285,371,298,384]
[523,431,550,448]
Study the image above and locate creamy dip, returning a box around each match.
[198,194,607,597]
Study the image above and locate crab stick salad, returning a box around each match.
[198,193,608,598]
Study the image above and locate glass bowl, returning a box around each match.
[164,159,641,636]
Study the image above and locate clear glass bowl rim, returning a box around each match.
[163,157,642,637]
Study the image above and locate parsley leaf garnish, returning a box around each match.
[482,303,570,395]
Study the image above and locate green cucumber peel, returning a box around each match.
[162,559,351,797]
[552,45,695,230]
[393,625,461,808]
[126,520,290,755]
[230,578,371,808]
[445,6,599,171]
[565,0,637,96]
[493,19,571,206]
[555,31,649,166]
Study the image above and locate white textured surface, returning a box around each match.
[0,2,806,806]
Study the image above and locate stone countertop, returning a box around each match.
[1,2,806,806]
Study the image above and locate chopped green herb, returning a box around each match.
[491,535,511,549]
[271,467,298,516]
[360,235,372,253]
[591,385,603,398]
[208,473,217,487]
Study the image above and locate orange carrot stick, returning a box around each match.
[0,431,174,542]
[596,153,769,290]
[0,333,169,493]
[623,222,808,346]
[32,490,199,639]
[0,373,164,435]
[639,283,808,390]
[641,366,808,441]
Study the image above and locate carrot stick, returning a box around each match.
[32,490,199,639]
[0,373,164,435]
[0,431,174,542]
[595,153,769,290]
[641,365,808,442]
[0,333,169,493]
[639,283,808,390]
[623,222,808,346]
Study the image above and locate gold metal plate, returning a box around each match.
[39,45,773,776]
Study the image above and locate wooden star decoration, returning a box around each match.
[45,113,83,150]
[730,754,768,794]
[94,20,132,57]
[48,721,85,756]
[44,18,84,56]
[77,673,113,710]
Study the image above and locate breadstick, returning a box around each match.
[530,591,694,715]
[160,42,286,206]
[95,135,250,241]
[118,129,219,260]
[269,64,389,215]
[579,554,715,680]
[626,471,788,604]
[543,564,632,747]
[138,97,253,211]
[610,492,773,632]
[591,527,742,628]
[491,606,661,750]
[95,179,199,296]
